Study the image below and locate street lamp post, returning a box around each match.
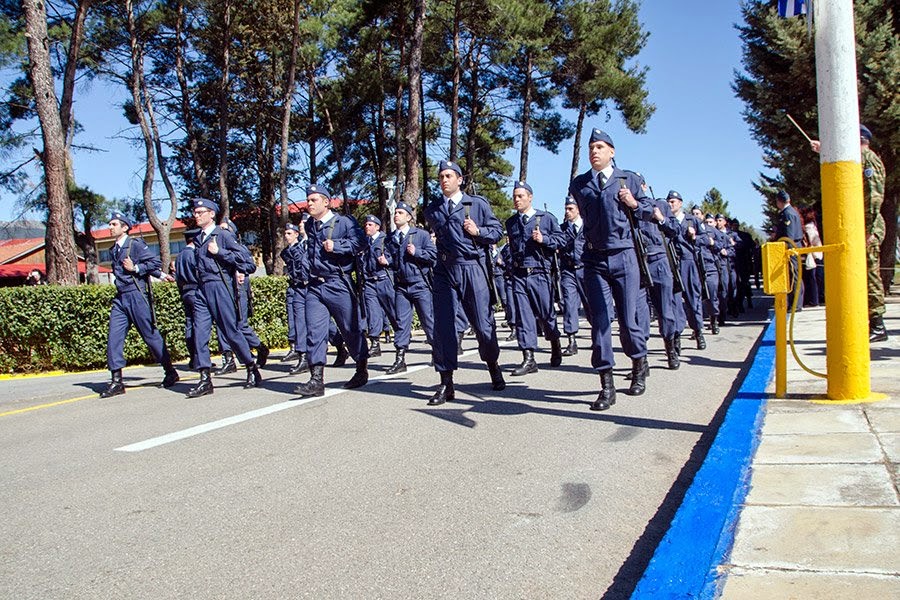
[381,180,397,231]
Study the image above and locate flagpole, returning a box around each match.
[814,0,872,400]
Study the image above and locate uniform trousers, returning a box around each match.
[107,290,171,371]
[394,279,434,349]
[287,285,308,353]
[305,277,368,366]
[432,261,500,372]
[179,288,203,368]
[195,280,255,368]
[560,267,593,335]
[676,257,704,333]
[512,270,560,350]
[703,266,721,319]
[364,277,397,337]
[642,253,678,339]
[583,249,648,371]
[220,282,260,353]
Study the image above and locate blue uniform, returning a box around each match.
[304,212,368,366]
[425,192,503,372]
[695,222,723,321]
[500,244,517,329]
[219,242,262,353]
[568,167,653,371]
[671,213,705,334]
[362,232,398,338]
[491,245,511,327]
[282,239,308,354]
[636,200,678,340]
[107,237,172,371]
[559,218,596,334]
[505,209,564,351]
[175,243,203,369]
[193,226,256,368]
[776,204,804,307]
[386,225,436,350]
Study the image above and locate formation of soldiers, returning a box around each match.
[98,128,759,411]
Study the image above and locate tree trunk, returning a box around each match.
[449,0,461,160]
[217,0,232,220]
[394,1,407,196]
[308,69,317,183]
[401,0,425,206]
[312,83,349,212]
[518,51,532,182]
[274,0,302,275]
[570,99,586,181]
[60,0,92,173]
[464,44,482,193]
[175,0,210,197]
[24,0,78,285]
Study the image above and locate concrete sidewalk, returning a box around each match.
[720,296,900,598]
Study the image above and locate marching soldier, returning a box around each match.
[695,211,724,335]
[500,242,517,341]
[424,160,506,405]
[667,192,706,350]
[174,228,203,373]
[731,218,755,311]
[382,202,436,375]
[505,181,564,375]
[491,243,512,333]
[99,211,179,398]
[714,214,736,324]
[281,221,310,375]
[294,185,369,397]
[186,198,262,397]
[361,214,397,358]
[559,197,594,356]
[568,129,654,411]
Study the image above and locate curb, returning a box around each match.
[631,317,776,598]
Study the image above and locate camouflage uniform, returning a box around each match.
[862,145,886,319]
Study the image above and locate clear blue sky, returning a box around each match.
[0,1,772,231]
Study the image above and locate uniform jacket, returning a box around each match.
[775,204,803,244]
[385,226,436,285]
[362,232,394,280]
[110,236,161,295]
[281,240,309,288]
[559,219,586,270]
[304,213,366,279]
[175,245,199,294]
[195,226,244,284]
[505,209,564,271]
[425,193,503,262]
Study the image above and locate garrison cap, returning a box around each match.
[306,184,331,199]
[285,223,300,233]
[438,160,463,177]
[109,211,132,229]
[589,128,615,148]
[220,218,238,236]
[565,196,577,206]
[192,197,220,215]
[860,124,873,141]
[513,180,533,195]
[395,202,415,216]
[364,214,381,226]
[666,190,683,201]
[776,189,790,202]
[183,228,201,242]
[705,213,715,220]
[715,213,726,220]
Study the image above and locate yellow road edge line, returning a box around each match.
[0,394,99,417]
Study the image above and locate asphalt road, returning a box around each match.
[0,302,769,599]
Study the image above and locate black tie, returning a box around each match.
[397,230,405,246]
[521,214,528,229]
[597,172,606,188]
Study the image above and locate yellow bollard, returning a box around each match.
[774,293,787,398]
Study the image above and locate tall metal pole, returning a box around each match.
[814,0,870,399]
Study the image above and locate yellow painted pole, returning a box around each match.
[814,0,871,400]
[775,293,787,397]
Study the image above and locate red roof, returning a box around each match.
[0,237,44,264]
[0,263,110,277]
[92,219,188,241]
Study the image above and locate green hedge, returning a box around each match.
[0,277,290,374]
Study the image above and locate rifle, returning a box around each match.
[209,233,242,322]
[462,199,498,306]
[665,237,684,295]
[124,239,159,330]
[541,204,563,306]
[353,251,369,322]
[619,177,653,289]
[694,231,712,301]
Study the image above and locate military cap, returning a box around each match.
[730,218,740,225]
[705,213,714,220]
[300,212,310,222]
[438,160,463,177]
[666,190,683,201]
[220,217,238,236]
[589,128,615,148]
[690,204,701,212]
[192,197,220,215]
[860,124,873,141]
[365,214,381,226]
[776,190,790,202]
[565,196,577,206]
[306,184,331,199]
[285,223,300,233]
[395,202,415,216]
[183,228,201,242]
[109,211,132,229]
[715,213,726,220]
[513,180,533,195]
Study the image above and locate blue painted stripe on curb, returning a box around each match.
[631,317,776,599]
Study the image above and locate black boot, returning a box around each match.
[186,368,214,398]
[590,369,616,411]
[383,330,392,344]
[664,337,680,370]
[870,315,889,343]
[255,344,270,368]
[561,333,578,357]
[695,329,707,350]
[281,349,299,363]
[488,361,506,391]
[385,349,407,375]
[214,351,237,376]
[295,365,325,398]
[161,354,179,388]
[673,332,682,356]
[429,370,454,405]
[550,336,563,367]
[100,369,125,398]
[457,331,465,355]
[512,349,538,376]
[368,337,382,358]
[627,356,649,396]
[505,328,517,342]
[332,344,350,367]
[289,352,309,375]
[343,359,368,389]
[244,362,262,389]
[711,317,720,335]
